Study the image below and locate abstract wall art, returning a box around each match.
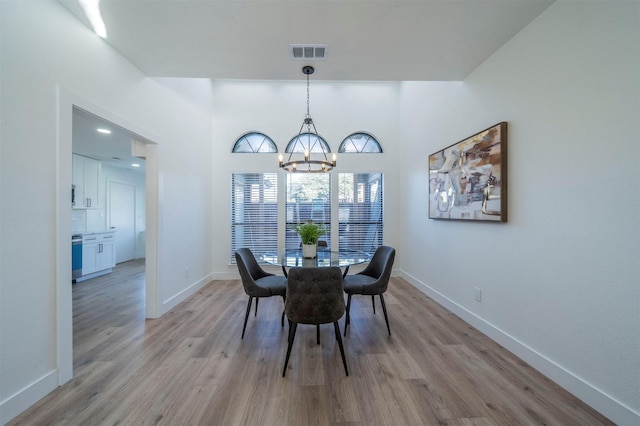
[429,122,507,222]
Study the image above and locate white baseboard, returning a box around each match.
[397,270,639,426]
[74,268,112,282]
[210,271,242,280]
[1,369,59,425]
[160,273,214,315]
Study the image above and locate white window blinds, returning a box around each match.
[231,173,278,263]
[338,173,383,254]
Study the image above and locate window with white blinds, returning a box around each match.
[338,173,383,254]
[231,173,278,263]
[285,173,331,249]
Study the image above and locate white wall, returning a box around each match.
[209,80,402,276]
[0,1,214,422]
[398,2,639,424]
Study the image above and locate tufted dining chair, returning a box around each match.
[343,246,396,336]
[235,248,287,339]
[282,267,349,377]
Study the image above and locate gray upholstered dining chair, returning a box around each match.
[343,246,396,336]
[235,248,287,339]
[282,267,349,377]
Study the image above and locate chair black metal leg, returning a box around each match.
[242,296,253,339]
[371,295,376,314]
[281,265,288,278]
[379,294,391,336]
[316,325,320,344]
[344,294,352,336]
[283,322,298,377]
[281,295,286,327]
[333,321,349,376]
[342,265,350,278]
[254,297,259,316]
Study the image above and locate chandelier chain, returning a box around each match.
[306,72,311,118]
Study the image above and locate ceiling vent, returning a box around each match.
[290,44,327,60]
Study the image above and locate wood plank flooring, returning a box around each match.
[9,260,613,425]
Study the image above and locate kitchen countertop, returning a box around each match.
[73,230,116,238]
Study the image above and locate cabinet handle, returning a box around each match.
[99,243,103,253]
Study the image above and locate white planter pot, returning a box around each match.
[302,243,317,259]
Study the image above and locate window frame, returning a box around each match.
[232,131,278,153]
[338,132,383,153]
[284,132,331,154]
[230,172,279,264]
[284,173,332,249]
[337,172,384,254]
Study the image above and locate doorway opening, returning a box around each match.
[57,87,159,385]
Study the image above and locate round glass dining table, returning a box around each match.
[262,248,371,277]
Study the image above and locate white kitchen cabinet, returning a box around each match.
[96,236,115,270]
[72,154,100,209]
[79,232,116,279]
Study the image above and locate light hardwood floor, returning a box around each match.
[10,260,613,425]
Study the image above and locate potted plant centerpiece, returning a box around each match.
[294,220,326,259]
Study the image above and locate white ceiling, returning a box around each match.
[58,0,554,82]
[73,107,146,174]
[65,0,554,170]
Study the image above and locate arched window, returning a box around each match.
[338,132,382,153]
[232,132,278,153]
[284,132,331,153]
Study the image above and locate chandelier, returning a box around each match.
[279,66,336,173]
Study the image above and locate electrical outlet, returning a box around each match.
[473,287,482,302]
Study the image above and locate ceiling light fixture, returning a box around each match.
[279,66,336,173]
[96,128,111,134]
[79,0,107,38]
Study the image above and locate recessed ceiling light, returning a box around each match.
[97,128,111,134]
[79,0,107,38]
[131,163,140,168]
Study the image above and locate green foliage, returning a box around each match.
[286,174,330,202]
[294,221,326,245]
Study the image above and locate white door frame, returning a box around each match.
[56,87,160,384]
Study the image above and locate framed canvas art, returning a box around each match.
[429,122,507,222]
